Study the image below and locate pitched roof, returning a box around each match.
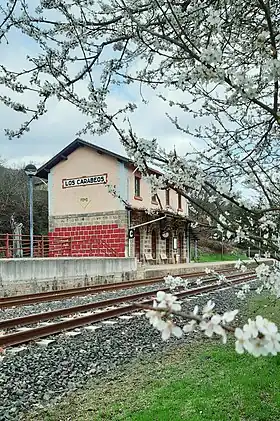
[36,138,134,179]
[36,138,161,179]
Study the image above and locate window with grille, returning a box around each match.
[151,193,157,204]
[166,189,170,206]
[134,176,141,197]
[178,193,182,209]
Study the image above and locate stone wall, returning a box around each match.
[49,210,128,258]
[49,210,128,230]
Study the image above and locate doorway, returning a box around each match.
[151,230,157,260]
[134,228,140,261]
[178,233,184,263]
[166,237,170,262]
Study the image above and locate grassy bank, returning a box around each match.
[25,295,280,421]
[195,252,247,262]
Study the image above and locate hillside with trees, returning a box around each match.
[0,162,48,236]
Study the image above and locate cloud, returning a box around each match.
[5,155,51,169]
[0,17,204,167]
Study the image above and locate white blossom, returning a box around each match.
[156,291,182,312]
[183,305,199,333]
[250,338,270,357]
[200,315,227,343]
[193,305,199,315]
[242,284,250,293]
[240,265,247,273]
[164,275,186,291]
[264,333,280,356]
[234,328,253,354]
[256,286,264,294]
[156,319,183,341]
[236,290,246,300]
[146,308,163,327]
[183,320,197,333]
[243,319,259,338]
[217,274,226,283]
[222,309,239,323]
[255,265,280,298]
[156,291,166,302]
[202,300,215,318]
[235,318,280,357]
[255,315,277,336]
[146,300,164,327]
[235,227,246,243]
[184,280,190,288]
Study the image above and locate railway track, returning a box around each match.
[0,272,255,349]
[0,271,254,332]
[0,267,240,308]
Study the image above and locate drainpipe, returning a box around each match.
[126,206,132,257]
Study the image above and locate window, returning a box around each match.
[178,193,182,209]
[166,189,170,206]
[151,193,157,204]
[134,176,141,197]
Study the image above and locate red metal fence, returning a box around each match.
[0,234,118,258]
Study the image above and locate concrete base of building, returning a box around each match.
[0,257,137,297]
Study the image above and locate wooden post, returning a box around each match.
[194,239,198,261]
[186,223,191,263]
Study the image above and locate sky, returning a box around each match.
[0,6,203,169]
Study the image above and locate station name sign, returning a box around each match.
[62,173,107,189]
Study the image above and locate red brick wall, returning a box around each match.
[48,224,126,257]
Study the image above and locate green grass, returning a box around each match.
[25,295,280,421]
[195,252,247,262]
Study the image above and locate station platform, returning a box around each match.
[136,259,257,280]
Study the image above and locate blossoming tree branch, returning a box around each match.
[137,265,280,358]
[1,0,280,355]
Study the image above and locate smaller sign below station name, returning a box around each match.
[62,173,108,189]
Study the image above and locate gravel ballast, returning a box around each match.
[0,281,256,421]
[0,282,167,321]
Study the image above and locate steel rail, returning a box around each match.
[0,268,237,308]
[0,272,255,331]
[0,275,256,348]
[0,276,166,303]
[0,266,234,303]
[0,268,236,303]
[0,288,171,330]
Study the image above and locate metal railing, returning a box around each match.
[0,233,118,258]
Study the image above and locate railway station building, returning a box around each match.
[37,138,198,264]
